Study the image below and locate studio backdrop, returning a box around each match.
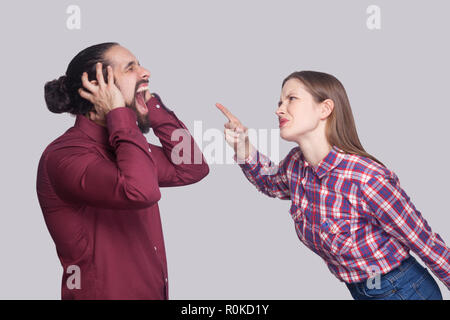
[0,0,448,299]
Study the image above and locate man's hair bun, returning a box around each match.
[44,75,73,114]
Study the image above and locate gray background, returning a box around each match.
[0,0,449,299]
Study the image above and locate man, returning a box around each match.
[37,42,209,299]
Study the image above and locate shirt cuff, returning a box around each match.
[105,107,138,132]
[145,93,176,128]
[233,146,258,170]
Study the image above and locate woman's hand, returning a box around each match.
[215,102,253,161]
[78,62,125,122]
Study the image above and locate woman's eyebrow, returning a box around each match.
[278,91,297,105]
[283,90,297,97]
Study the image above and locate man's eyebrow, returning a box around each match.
[124,60,140,70]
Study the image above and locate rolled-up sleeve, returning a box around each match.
[233,147,300,200]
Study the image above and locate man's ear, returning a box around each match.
[320,99,334,120]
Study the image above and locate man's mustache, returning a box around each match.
[135,80,149,92]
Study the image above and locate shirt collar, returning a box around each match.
[302,145,345,179]
[74,114,110,146]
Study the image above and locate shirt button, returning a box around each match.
[156,104,160,109]
[154,246,157,251]
[165,278,168,283]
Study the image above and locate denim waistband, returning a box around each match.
[394,255,416,272]
[346,255,417,287]
[381,254,417,281]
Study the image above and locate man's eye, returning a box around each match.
[289,96,295,101]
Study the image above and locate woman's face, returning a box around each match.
[276,78,324,142]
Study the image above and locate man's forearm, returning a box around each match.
[145,93,209,182]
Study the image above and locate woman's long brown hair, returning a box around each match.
[282,71,385,167]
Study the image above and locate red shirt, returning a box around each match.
[36,94,209,299]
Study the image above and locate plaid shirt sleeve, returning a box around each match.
[234,147,298,200]
[361,172,450,290]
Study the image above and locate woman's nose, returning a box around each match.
[275,107,284,117]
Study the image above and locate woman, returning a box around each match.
[215,71,449,300]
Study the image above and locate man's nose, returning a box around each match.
[140,67,150,80]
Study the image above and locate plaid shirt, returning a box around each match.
[236,145,450,289]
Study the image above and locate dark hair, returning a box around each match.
[44,42,119,115]
[282,71,385,167]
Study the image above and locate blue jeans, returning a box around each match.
[345,255,443,300]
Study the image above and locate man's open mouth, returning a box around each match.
[135,85,149,114]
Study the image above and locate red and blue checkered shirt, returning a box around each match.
[237,145,450,289]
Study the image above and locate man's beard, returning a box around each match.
[127,96,151,134]
[122,79,151,134]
